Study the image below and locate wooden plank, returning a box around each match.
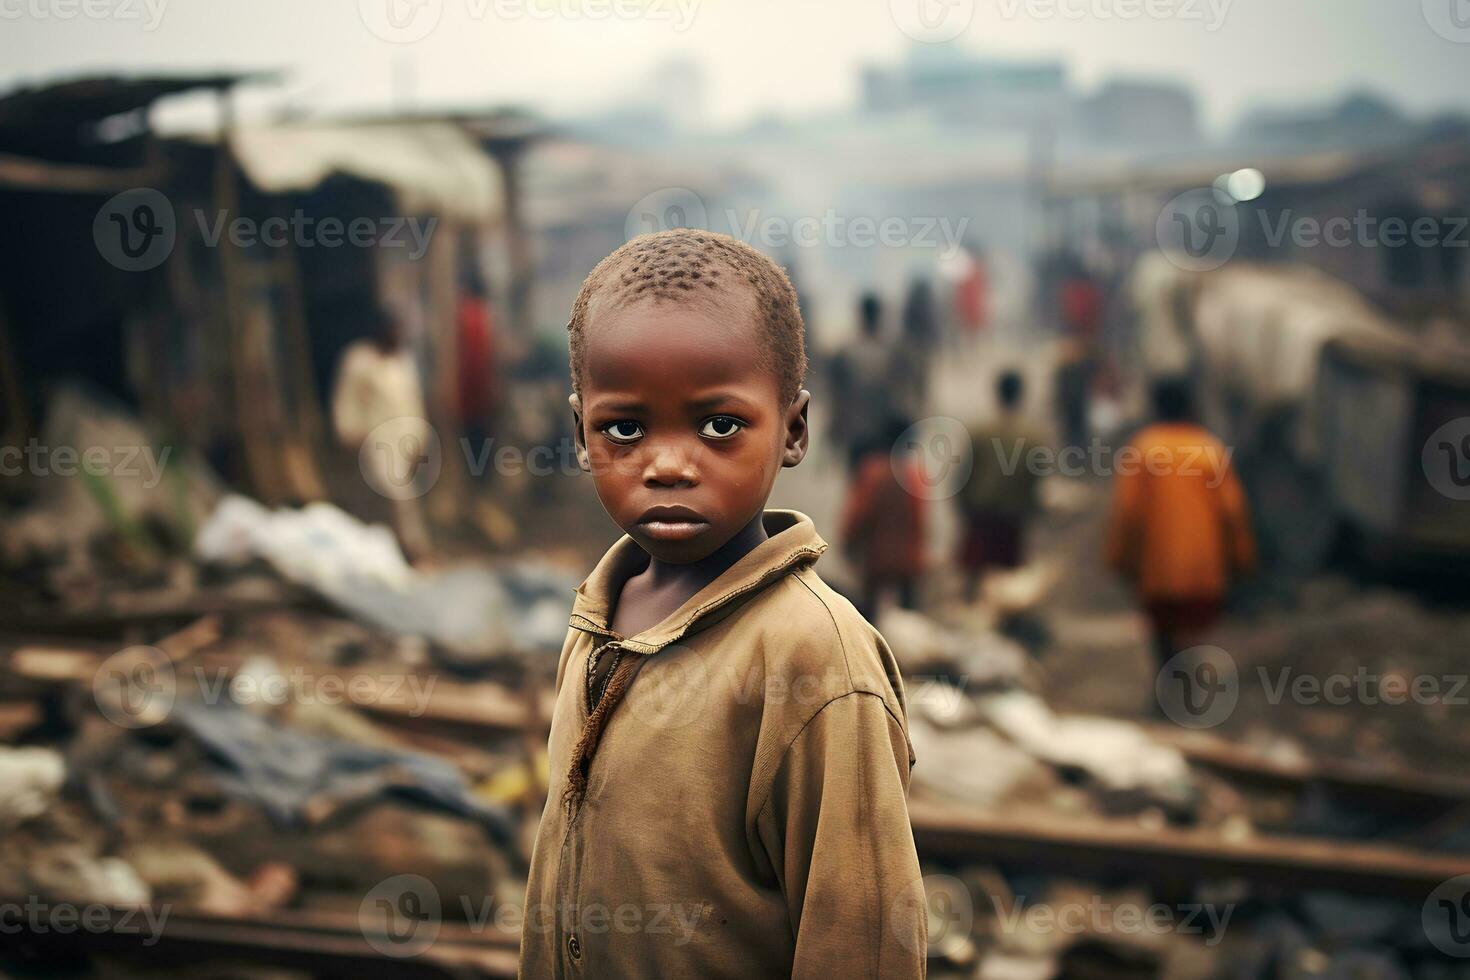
[0,584,320,635]
[154,615,224,661]
[9,616,221,683]
[908,799,1470,898]
[1,903,517,979]
[0,701,41,740]
[9,646,99,683]
[158,652,546,739]
[274,238,329,503]
[356,676,548,735]
[0,153,167,193]
[1144,723,1470,812]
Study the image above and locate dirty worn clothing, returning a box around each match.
[1105,422,1255,600]
[519,511,926,979]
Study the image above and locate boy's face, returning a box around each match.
[570,289,809,564]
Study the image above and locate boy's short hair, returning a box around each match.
[567,229,807,403]
[996,370,1024,408]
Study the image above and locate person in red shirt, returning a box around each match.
[952,250,989,341]
[841,416,927,619]
[455,277,499,459]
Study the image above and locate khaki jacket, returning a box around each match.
[519,511,926,979]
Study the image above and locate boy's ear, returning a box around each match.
[569,393,592,473]
[781,389,811,468]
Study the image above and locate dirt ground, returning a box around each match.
[1032,474,1470,782]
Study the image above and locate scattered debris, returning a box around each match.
[0,747,65,829]
[879,607,1035,689]
[1,385,223,578]
[195,495,575,658]
[163,699,517,843]
[3,488,1467,980]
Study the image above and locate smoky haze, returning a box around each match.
[0,0,1466,130]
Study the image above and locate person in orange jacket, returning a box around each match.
[1106,378,1254,670]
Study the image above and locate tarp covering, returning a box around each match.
[228,121,503,223]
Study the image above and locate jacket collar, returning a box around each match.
[568,509,828,654]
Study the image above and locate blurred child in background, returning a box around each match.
[958,370,1043,601]
[841,416,927,618]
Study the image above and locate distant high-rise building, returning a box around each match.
[643,58,705,132]
[862,42,1069,128]
[1078,79,1200,147]
[1235,91,1412,150]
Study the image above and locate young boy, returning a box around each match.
[519,230,927,978]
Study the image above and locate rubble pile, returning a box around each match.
[1,460,1468,978]
[1,440,571,977]
[880,602,1470,980]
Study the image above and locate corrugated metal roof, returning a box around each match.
[226,120,504,223]
[0,73,260,130]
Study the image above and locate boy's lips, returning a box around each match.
[636,506,710,541]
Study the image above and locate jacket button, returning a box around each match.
[567,934,582,960]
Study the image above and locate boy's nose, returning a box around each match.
[642,444,698,488]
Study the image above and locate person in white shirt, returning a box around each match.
[331,306,433,559]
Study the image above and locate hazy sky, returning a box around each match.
[1,0,1467,133]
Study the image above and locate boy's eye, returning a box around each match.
[601,421,644,444]
[700,416,745,440]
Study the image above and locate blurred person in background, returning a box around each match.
[331,304,433,559]
[958,369,1044,602]
[455,273,500,469]
[1106,377,1254,680]
[1054,255,1103,451]
[896,278,938,419]
[950,247,989,345]
[841,415,927,619]
[828,292,894,471]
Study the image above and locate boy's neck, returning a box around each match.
[610,512,772,639]
[643,511,769,592]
